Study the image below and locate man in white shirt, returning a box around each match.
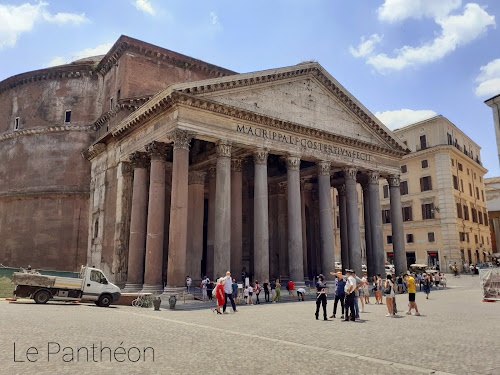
[186,276,192,292]
[344,269,356,322]
[223,271,237,314]
[296,287,307,301]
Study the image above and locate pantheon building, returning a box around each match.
[0,36,409,292]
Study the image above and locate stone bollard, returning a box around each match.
[153,297,161,311]
[169,295,177,310]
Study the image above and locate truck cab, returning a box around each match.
[80,267,121,307]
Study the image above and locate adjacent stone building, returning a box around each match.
[1,35,411,291]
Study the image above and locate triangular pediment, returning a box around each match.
[170,62,407,152]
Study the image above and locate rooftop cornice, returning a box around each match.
[96,35,237,77]
[109,91,406,158]
[93,95,153,130]
[0,64,97,95]
[0,124,93,142]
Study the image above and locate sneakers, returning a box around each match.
[406,311,412,315]
[361,309,365,313]
[414,312,421,316]
[385,313,392,317]
[329,315,335,319]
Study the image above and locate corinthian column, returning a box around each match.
[369,172,385,277]
[337,184,349,272]
[206,165,216,279]
[214,141,232,279]
[343,167,362,276]
[361,177,373,277]
[231,158,243,280]
[166,130,193,290]
[123,151,149,292]
[186,170,206,281]
[142,141,169,292]
[388,175,407,276]
[317,161,335,282]
[287,155,305,286]
[253,149,269,284]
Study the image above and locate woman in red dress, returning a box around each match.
[214,278,225,314]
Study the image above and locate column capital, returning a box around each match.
[387,175,401,187]
[207,165,217,179]
[253,149,268,165]
[231,158,243,172]
[286,155,301,171]
[343,167,358,182]
[216,140,232,157]
[316,161,331,176]
[129,151,149,168]
[368,171,380,185]
[169,129,195,150]
[188,170,207,185]
[145,141,169,161]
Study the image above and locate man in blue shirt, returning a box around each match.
[330,275,346,319]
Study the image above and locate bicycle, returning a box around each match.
[132,293,154,308]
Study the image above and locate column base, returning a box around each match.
[122,283,143,292]
[162,286,187,296]
[141,284,163,293]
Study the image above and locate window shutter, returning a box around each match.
[420,177,424,192]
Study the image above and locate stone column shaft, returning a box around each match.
[277,184,289,279]
[143,142,169,291]
[300,180,308,279]
[362,181,373,277]
[317,161,335,281]
[388,175,407,276]
[206,166,216,279]
[253,150,269,283]
[338,185,349,272]
[166,130,192,290]
[231,159,243,280]
[124,152,149,291]
[214,141,232,278]
[186,171,206,281]
[287,155,305,285]
[344,167,362,276]
[368,172,385,278]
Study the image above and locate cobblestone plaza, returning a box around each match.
[1,274,498,375]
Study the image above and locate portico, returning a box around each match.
[86,62,408,292]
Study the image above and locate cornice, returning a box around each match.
[93,96,153,130]
[110,91,406,158]
[0,124,93,142]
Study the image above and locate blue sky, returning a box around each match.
[1,0,500,176]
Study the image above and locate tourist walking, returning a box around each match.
[248,284,254,304]
[404,274,420,316]
[397,274,404,294]
[244,285,249,304]
[315,274,328,320]
[422,273,431,299]
[207,280,214,302]
[435,272,441,290]
[275,279,281,302]
[201,276,209,301]
[330,275,345,319]
[186,275,192,292]
[213,278,225,314]
[223,271,237,313]
[264,279,270,302]
[384,274,395,317]
[363,276,370,304]
[343,269,356,322]
[375,274,383,304]
[288,279,295,300]
[232,278,238,303]
[270,279,276,302]
[254,281,261,304]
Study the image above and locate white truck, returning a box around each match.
[12,266,121,307]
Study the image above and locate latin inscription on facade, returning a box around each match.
[236,124,372,162]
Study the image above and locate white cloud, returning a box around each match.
[375,109,438,130]
[46,42,113,67]
[349,34,382,58]
[474,58,500,97]
[134,0,155,16]
[378,0,462,22]
[210,11,218,25]
[0,1,88,49]
[367,3,495,72]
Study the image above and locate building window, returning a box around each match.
[463,205,470,220]
[474,172,476,179]
[402,206,413,221]
[453,175,459,190]
[421,203,434,220]
[484,212,488,226]
[469,183,473,196]
[467,168,470,176]
[387,235,393,244]
[474,234,478,244]
[459,232,466,242]
[428,232,435,242]
[458,162,463,171]
[383,185,389,199]
[382,209,391,223]
[420,176,432,192]
[406,234,414,243]
[110,97,114,110]
[476,187,479,199]
[460,179,464,192]
[421,159,429,169]
[456,203,463,219]
[471,207,478,223]
[447,133,453,145]
[481,190,485,202]
[64,110,71,123]
[451,159,455,167]
[478,212,483,225]
[420,135,427,150]
[401,165,407,174]
[14,117,19,130]
[117,89,121,101]
[400,180,409,195]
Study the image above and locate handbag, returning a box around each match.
[383,282,392,295]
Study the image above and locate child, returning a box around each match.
[244,286,249,304]
[248,284,254,305]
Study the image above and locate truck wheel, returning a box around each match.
[34,290,51,304]
[97,294,112,307]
